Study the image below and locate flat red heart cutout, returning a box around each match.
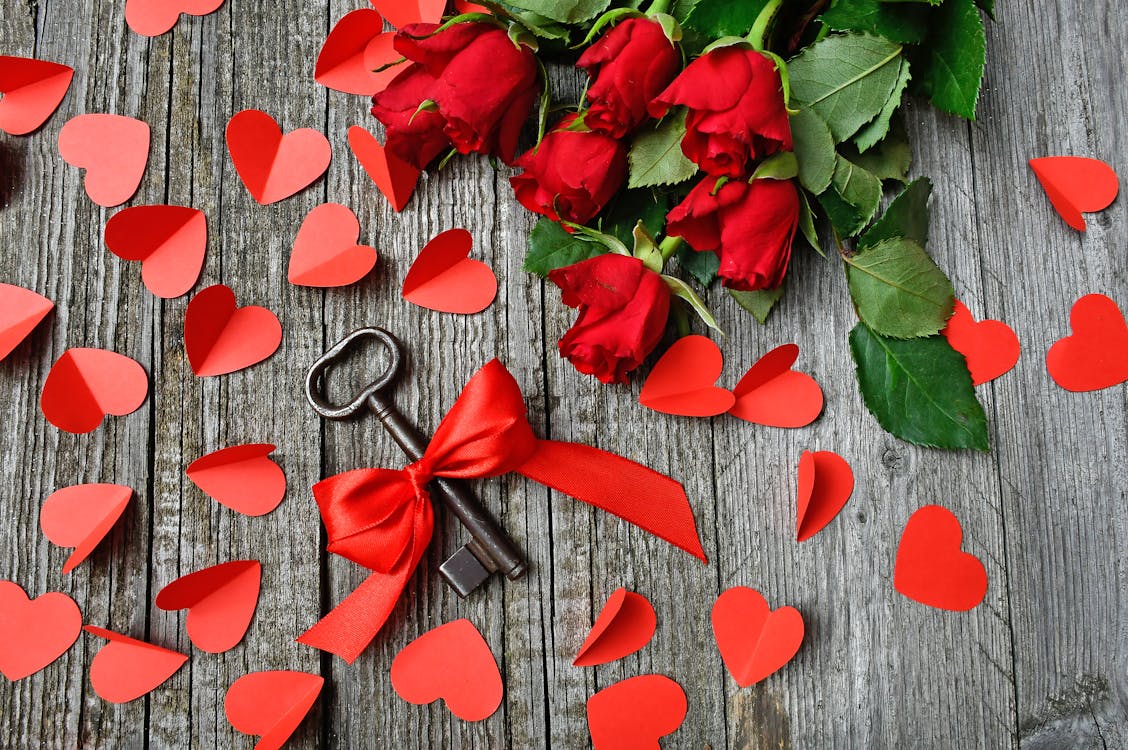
[39,483,133,574]
[186,444,286,516]
[894,505,988,611]
[796,450,854,542]
[0,55,73,135]
[124,0,225,37]
[942,299,1020,386]
[57,114,150,207]
[729,343,823,427]
[225,109,331,205]
[85,626,188,703]
[155,560,261,653]
[369,0,446,28]
[0,581,81,680]
[402,228,497,314]
[316,10,405,96]
[40,348,149,433]
[225,670,324,750]
[586,674,687,750]
[104,205,207,298]
[184,285,282,377]
[1046,293,1128,392]
[348,126,420,212]
[0,283,54,362]
[711,586,803,687]
[1029,156,1119,231]
[574,588,656,667]
[288,203,378,287]
[639,335,735,416]
[390,618,503,722]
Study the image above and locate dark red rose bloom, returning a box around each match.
[509,115,628,225]
[666,176,799,291]
[549,254,671,384]
[576,17,681,138]
[650,46,792,178]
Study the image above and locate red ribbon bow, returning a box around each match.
[298,359,706,663]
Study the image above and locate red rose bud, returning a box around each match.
[666,176,799,291]
[370,64,452,170]
[650,46,792,178]
[549,254,672,384]
[576,17,681,138]
[510,116,629,225]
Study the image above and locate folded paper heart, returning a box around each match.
[288,203,378,288]
[894,505,987,611]
[225,109,331,205]
[297,359,706,663]
[369,0,446,28]
[186,444,286,516]
[796,450,853,542]
[586,674,687,750]
[0,55,73,135]
[942,300,1020,386]
[711,586,804,687]
[0,283,54,362]
[0,581,82,681]
[104,205,207,298]
[184,285,282,377]
[57,113,150,207]
[639,335,735,417]
[85,626,188,703]
[316,10,404,96]
[390,619,503,722]
[348,126,420,212]
[40,348,149,433]
[402,228,497,314]
[1046,293,1128,392]
[574,588,656,667]
[155,560,261,653]
[729,343,823,427]
[1029,156,1119,231]
[124,0,225,37]
[225,670,324,750]
[40,484,133,574]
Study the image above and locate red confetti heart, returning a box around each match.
[186,444,286,516]
[796,450,853,542]
[0,55,73,135]
[124,0,225,37]
[1046,293,1128,392]
[369,0,446,28]
[1029,156,1118,231]
[711,586,803,687]
[316,10,405,96]
[402,228,497,314]
[0,581,81,681]
[0,283,53,362]
[729,343,823,427]
[586,674,687,750]
[288,203,378,288]
[639,335,735,417]
[894,505,988,611]
[941,300,1020,386]
[225,670,324,750]
[574,588,656,667]
[225,109,331,205]
[155,560,261,653]
[40,348,149,433]
[390,619,503,722]
[39,484,133,574]
[85,626,188,703]
[348,126,420,212]
[184,285,282,377]
[104,205,207,299]
[57,114,150,207]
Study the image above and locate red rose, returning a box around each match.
[509,115,628,225]
[576,17,681,138]
[650,46,792,178]
[549,254,671,384]
[666,176,799,291]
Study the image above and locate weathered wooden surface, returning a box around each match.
[1,1,1125,748]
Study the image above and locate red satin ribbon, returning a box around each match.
[298,359,706,663]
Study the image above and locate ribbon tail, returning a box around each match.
[519,440,708,563]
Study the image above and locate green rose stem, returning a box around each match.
[747,0,784,51]
[658,235,683,263]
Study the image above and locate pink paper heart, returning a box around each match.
[288,203,378,287]
[58,114,150,207]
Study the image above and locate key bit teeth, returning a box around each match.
[440,544,492,597]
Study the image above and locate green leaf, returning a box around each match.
[849,323,989,451]
[861,176,931,248]
[752,151,799,181]
[912,0,986,119]
[852,55,910,152]
[628,110,699,189]
[975,0,996,18]
[818,153,882,237]
[797,190,823,256]
[683,0,769,39]
[844,236,954,338]
[523,217,603,276]
[602,189,670,248]
[841,117,911,182]
[790,108,836,194]
[729,285,785,324]
[664,275,723,333]
[506,0,613,24]
[819,0,928,44]
[676,247,720,287]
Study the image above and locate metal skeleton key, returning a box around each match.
[305,327,527,596]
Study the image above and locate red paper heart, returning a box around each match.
[316,10,405,96]
[1046,293,1128,392]
[288,203,378,287]
[0,581,81,680]
[894,505,987,611]
[124,0,225,37]
[104,205,207,298]
[711,586,803,687]
[390,618,503,722]
[85,626,188,703]
[186,444,286,516]
[0,55,73,135]
[57,114,150,207]
[942,299,1020,386]
[184,285,282,377]
[796,450,853,542]
[0,283,53,362]
[729,343,823,427]
[39,484,133,574]
[155,560,261,653]
[639,335,735,416]
[402,229,497,314]
[348,126,420,212]
[369,0,447,28]
[574,588,656,667]
[225,670,324,750]
[1029,156,1119,231]
[586,674,687,750]
[225,109,331,205]
[40,348,149,433]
